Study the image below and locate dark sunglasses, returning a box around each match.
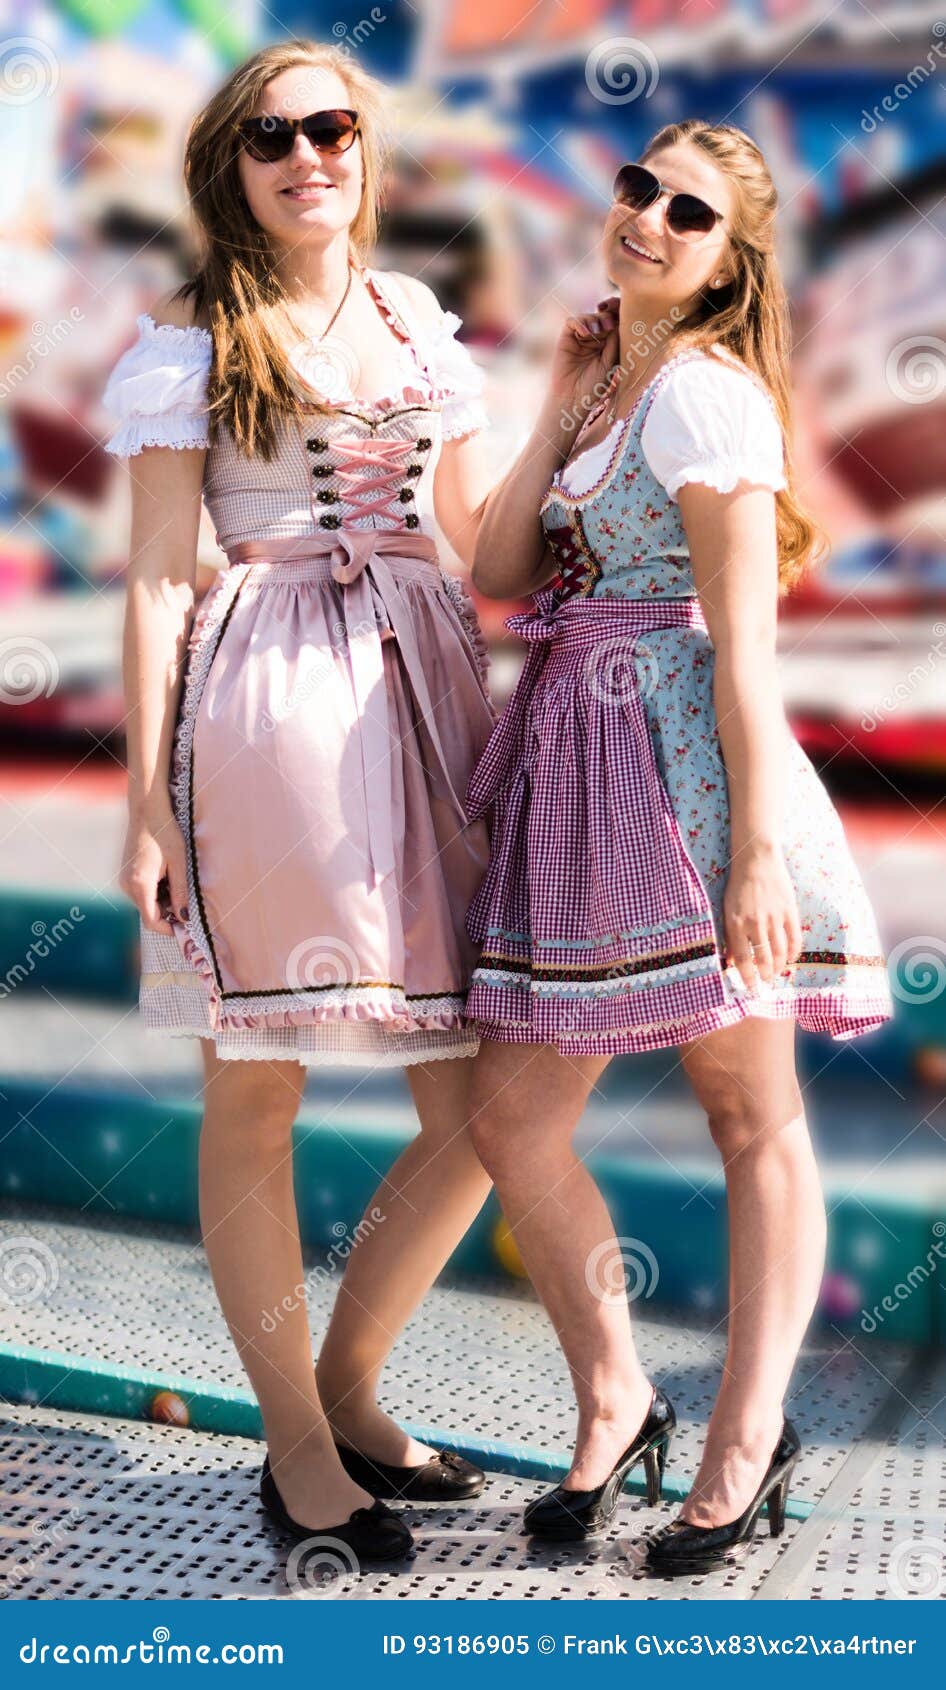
[613,162,723,240]
[235,108,360,164]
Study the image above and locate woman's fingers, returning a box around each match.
[731,946,759,992]
[137,870,174,935]
[726,918,760,991]
[767,911,788,977]
[750,931,774,984]
[570,307,617,343]
[119,822,183,936]
[785,903,803,966]
[725,877,800,990]
[165,832,190,924]
[726,914,778,990]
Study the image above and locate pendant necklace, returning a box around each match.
[289,261,355,397]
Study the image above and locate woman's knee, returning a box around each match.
[705,1087,805,1162]
[468,1106,518,1178]
[202,1060,304,1145]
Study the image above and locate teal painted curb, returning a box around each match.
[0,1343,813,1520]
[0,889,137,1002]
[1,1076,943,1345]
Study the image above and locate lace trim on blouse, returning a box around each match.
[100,271,487,457]
[553,345,786,504]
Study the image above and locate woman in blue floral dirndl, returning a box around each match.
[463,120,894,1574]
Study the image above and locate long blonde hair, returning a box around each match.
[642,120,826,594]
[169,40,392,459]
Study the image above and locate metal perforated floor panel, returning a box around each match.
[1,1204,943,1601]
[800,1357,946,1602]
[1,1402,806,1600]
[0,1204,914,1509]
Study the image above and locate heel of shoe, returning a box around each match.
[643,1432,673,1506]
[767,1472,791,1537]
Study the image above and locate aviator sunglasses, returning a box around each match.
[613,162,724,240]
[235,108,360,164]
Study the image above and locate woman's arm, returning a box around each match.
[677,481,803,991]
[470,300,620,600]
[432,431,497,570]
[467,401,575,598]
[119,440,206,936]
[384,272,497,571]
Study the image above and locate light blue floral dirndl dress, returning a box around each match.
[463,347,895,1055]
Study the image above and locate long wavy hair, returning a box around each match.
[641,120,826,594]
[168,40,392,459]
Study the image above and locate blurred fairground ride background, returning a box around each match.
[3,6,946,1604]
[1,2,944,1195]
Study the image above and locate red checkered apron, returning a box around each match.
[464,586,732,1041]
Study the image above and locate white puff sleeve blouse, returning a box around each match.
[641,355,786,497]
[371,268,489,440]
[100,300,489,455]
[101,314,212,458]
[427,308,489,440]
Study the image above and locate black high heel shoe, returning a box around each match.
[259,1452,414,1562]
[644,1417,801,1577]
[523,1385,676,1541]
[333,1438,486,1502]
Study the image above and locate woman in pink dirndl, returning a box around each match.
[464,121,895,1570]
[102,43,497,1559]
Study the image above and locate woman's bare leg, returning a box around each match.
[315,1052,493,1464]
[468,1040,656,1489]
[197,1040,373,1526]
[675,1016,826,1527]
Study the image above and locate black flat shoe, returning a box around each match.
[644,1417,801,1577]
[523,1384,676,1541]
[333,1438,486,1502]
[259,1451,413,1561]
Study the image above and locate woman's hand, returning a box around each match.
[543,296,620,432]
[722,841,803,990]
[120,808,189,935]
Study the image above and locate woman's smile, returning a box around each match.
[279,181,336,200]
[617,229,663,265]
